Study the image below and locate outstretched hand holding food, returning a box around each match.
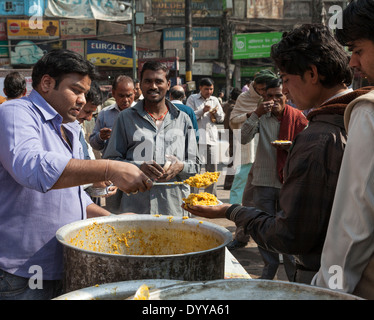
[182,202,231,219]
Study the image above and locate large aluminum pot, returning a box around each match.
[53,279,182,300]
[145,279,363,300]
[56,215,232,293]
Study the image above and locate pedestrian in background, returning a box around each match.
[169,85,200,143]
[3,71,27,100]
[222,87,242,191]
[186,78,224,196]
[227,70,277,250]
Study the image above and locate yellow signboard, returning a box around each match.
[7,19,59,39]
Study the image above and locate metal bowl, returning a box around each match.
[53,279,182,300]
[56,215,232,293]
[144,279,363,300]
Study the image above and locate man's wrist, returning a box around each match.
[225,204,242,221]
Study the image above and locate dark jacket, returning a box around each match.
[226,88,373,272]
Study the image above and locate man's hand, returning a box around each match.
[255,101,274,117]
[157,155,184,182]
[99,127,112,140]
[181,203,231,219]
[107,161,153,194]
[203,104,211,113]
[140,160,164,181]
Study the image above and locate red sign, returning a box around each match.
[8,22,20,34]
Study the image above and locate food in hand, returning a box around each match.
[183,172,220,188]
[183,192,219,206]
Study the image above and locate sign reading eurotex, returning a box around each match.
[233,32,283,60]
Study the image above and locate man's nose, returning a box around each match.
[282,85,289,96]
[348,55,359,69]
[77,93,86,105]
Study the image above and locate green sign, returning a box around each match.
[241,66,275,78]
[233,32,283,60]
[0,40,8,57]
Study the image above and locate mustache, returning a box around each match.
[147,89,160,94]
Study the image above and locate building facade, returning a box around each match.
[0,0,349,97]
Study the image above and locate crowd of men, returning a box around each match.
[0,0,374,300]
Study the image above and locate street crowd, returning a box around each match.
[0,0,374,300]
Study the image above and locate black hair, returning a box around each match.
[266,78,282,90]
[336,0,374,45]
[199,78,214,87]
[230,87,242,101]
[86,81,103,106]
[4,71,26,98]
[169,86,185,100]
[140,60,170,81]
[271,24,353,88]
[32,49,97,89]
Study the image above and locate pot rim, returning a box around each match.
[56,215,232,259]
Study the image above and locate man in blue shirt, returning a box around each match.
[169,85,199,142]
[0,50,152,300]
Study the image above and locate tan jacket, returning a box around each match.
[345,91,374,299]
[312,89,374,300]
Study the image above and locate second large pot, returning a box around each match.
[56,215,232,292]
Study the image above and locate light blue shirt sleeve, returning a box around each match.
[0,98,71,193]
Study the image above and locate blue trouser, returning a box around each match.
[0,269,63,300]
[229,163,252,205]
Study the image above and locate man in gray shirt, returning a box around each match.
[89,75,135,155]
[104,61,200,216]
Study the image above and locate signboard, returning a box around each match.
[45,0,132,21]
[0,57,10,68]
[0,22,7,40]
[152,0,223,17]
[179,61,212,76]
[10,40,64,66]
[247,0,283,19]
[98,21,161,51]
[241,66,275,78]
[86,40,134,68]
[163,27,219,60]
[0,0,45,16]
[66,40,85,56]
[0,40,8,57]
[7,19,59,39]
[60,19,96,39]
[233,32,282,60]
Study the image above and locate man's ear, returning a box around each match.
[39,74,55,93]
[309,65,320,84]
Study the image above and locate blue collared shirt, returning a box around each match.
[0,90,91,280]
